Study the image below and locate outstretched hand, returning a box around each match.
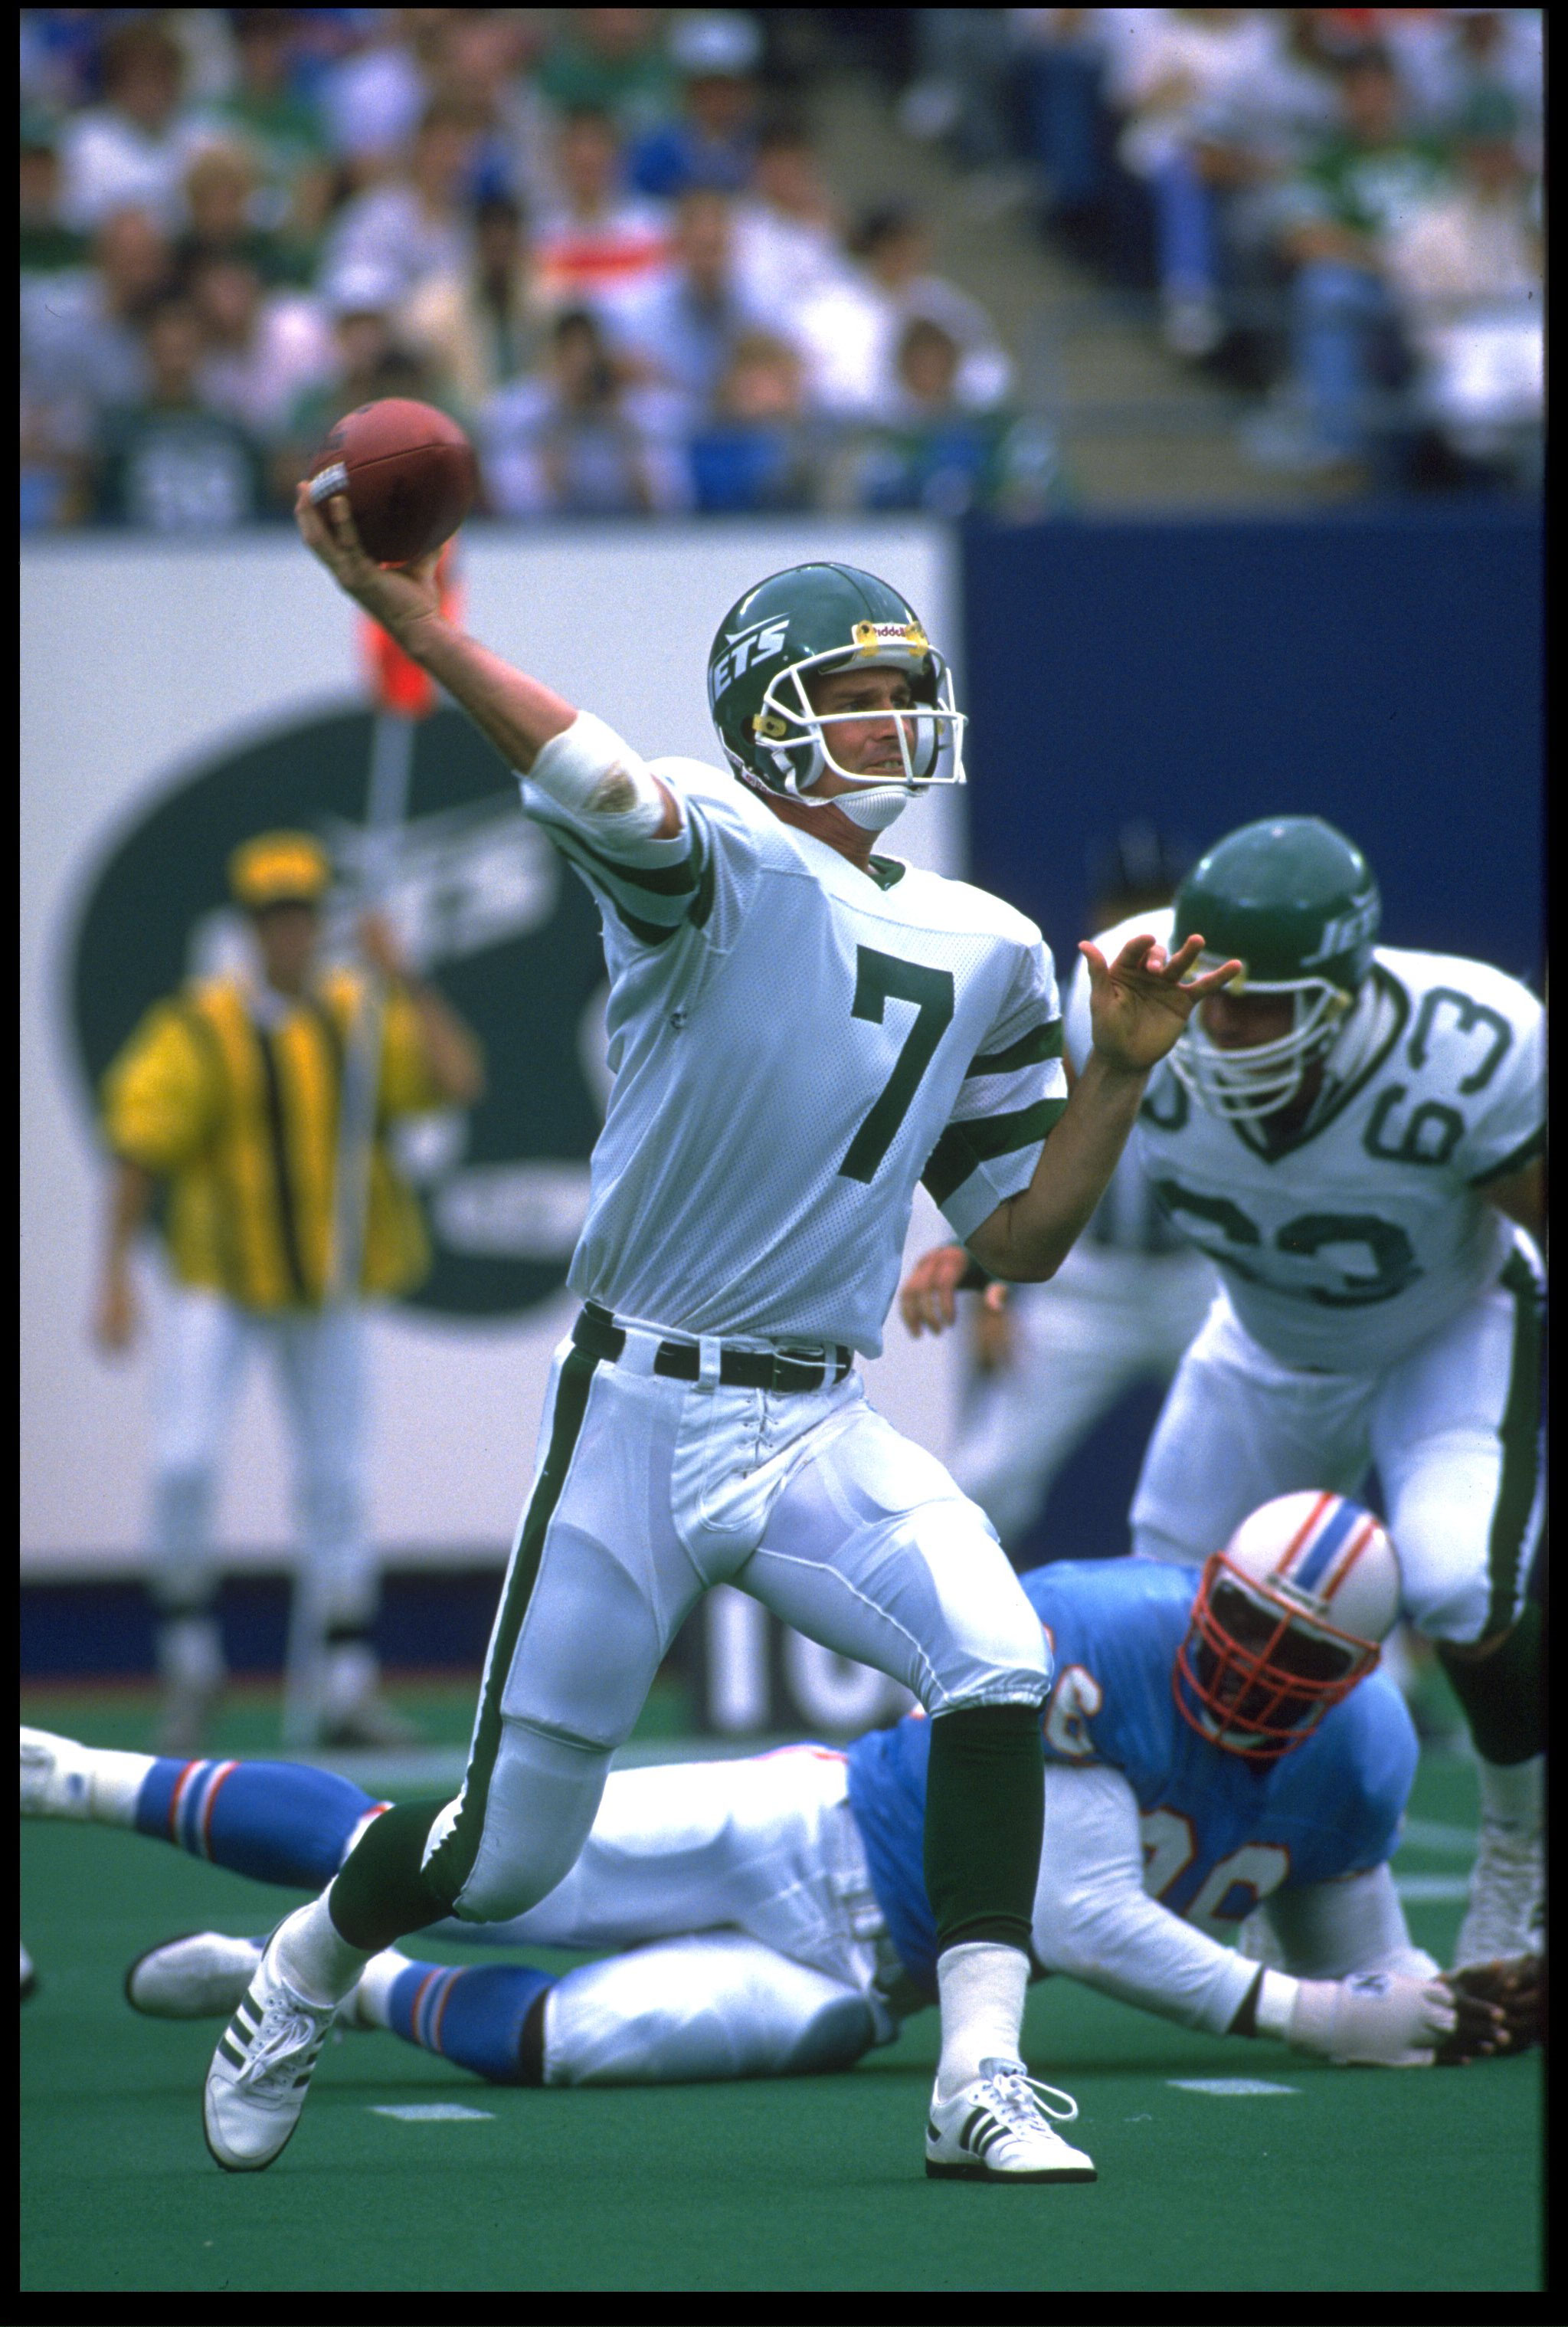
[1082,931,1242,1075]
[293,480,443,644]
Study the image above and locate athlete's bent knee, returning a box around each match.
[446,1717,613,1926]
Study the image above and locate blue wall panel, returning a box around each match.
[961,506,1543,985]
[959,506,1542,1564]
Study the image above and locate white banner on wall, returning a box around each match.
[21,519,967,1575]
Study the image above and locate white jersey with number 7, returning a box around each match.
[521,753,1067,1355]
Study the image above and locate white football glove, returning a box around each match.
[1288,1969,1458,2066]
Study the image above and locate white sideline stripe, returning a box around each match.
[1397,1817,1478,1855]
[370,2103,495,2122]
[1168,2078,1298,2097]
[1394,1874,1471,1903]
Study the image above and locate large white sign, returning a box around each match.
[21,521,966,1574]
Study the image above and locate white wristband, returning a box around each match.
[1253,1967,1299,2041]
[528,711,666,837]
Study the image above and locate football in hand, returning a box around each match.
[307,398,476,566]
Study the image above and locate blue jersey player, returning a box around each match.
[24,1497,1522,2083]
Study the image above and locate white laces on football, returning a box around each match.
[983,2064,1081,2130]
[235,2002,329,2094]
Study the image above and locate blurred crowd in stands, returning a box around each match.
[921,6,1542,490]
[19,9,1543,533]
[19,6,1054,532]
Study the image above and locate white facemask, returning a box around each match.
[833,784,912,833]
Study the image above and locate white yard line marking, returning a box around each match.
[1167,2079,1298,2097]
[1394,1874,1471,1903]
[1397,1817,1478,1855]
[370,2103,496,2122]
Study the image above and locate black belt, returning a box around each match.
[574,1302,852,1394]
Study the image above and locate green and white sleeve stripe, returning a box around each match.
[924,1052,1069,1238]
[962,1015,1063,1080]
[548,818,715,948]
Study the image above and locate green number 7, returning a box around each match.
[840,946,955,1183]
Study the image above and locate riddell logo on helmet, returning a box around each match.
[1301,893,1379,966]
[853,620,928,657]
[709,616,790,703]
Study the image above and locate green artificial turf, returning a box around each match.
[20,1709,1540,2293]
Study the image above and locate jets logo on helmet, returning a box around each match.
[1169,816,1382,1126]
[708,617,790,707]
[1174,1491,1401,1762]
[1301,893,1380,969]
[706,562,966,806]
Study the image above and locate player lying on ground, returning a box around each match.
[22,1496,1537,2087]
[208,489,1241,2181]
[904,818,1546,1974]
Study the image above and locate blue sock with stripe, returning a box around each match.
[134,1758,378,1889]
[387,1958,555,2085]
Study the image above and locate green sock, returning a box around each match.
[329,1799,453,1952]
[1435,1601,1543,1766]
[924,1702,1044,1958]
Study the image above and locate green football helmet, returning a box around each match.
[707,562,966,801]
[1170,816,1381,1123]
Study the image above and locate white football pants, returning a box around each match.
[148,1279,375,1630]
[438,1745,897,2085]
[422,1319,1049,1926]
[1130,1231,1545,1645]
[948,1242,1216,1547]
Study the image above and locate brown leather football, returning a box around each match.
[307,398,476,565]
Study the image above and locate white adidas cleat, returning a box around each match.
[926,2058,1097,2184]
[1453,1819,1544,1969]
[127,1931,264,2019]
[20,1727,97,1820]
[204,1934,338,2172]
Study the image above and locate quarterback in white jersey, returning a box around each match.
[908,814,1544,1977]
[197,490,1241,2184]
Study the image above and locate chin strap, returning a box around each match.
[738,769,913,834]
[834,785,912,833]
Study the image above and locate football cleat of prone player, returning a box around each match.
[904,818,1544,1973]
[21,1496,1530,2097]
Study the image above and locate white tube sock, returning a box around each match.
[349,1948,408,2030]
[935,1941,1030,2099]
[272,1894,372,2008]
[88,1748,156,1824]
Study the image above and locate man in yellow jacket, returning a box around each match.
[94,831,484,1752]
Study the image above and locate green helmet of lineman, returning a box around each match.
[1170,815,1382,1124]
[707,562,967,800]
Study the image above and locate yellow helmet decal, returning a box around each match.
[852,619,929,657]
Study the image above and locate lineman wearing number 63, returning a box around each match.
[201,497,1243,2181]
[906,818,1545,1975]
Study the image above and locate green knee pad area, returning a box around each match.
[1436,1600,1543,1766]
[923,1700,1045,1958]
[329,1798,453,1952]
